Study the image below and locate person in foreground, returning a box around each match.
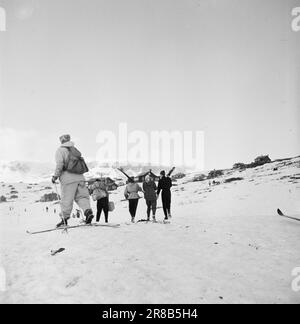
[52,134,94,228]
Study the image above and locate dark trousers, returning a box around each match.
[162,191,171,218]
[146,200,157,218]
[129,199,139,218]
[96,197,109,223]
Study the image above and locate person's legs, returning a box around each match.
[152,199,157,218]
[129,199,139,222]
[103,197,109,223]
[129,200,134,219]
[60,182,78,220]
[133,199,139,218]
[96,199,103,222]
[161,193,168,219]
[146,200,151,220]
[166,194,171,217]
[75,182,94,223]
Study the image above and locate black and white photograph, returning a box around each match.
[0,0,299,307]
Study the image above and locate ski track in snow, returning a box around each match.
[0,158,300,304]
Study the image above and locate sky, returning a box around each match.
[0,0,299,170]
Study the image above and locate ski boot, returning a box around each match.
[56,218,69,228]
[131,217,135,223]
[84,209,94,225]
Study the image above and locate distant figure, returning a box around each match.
[124,178,143,223]
[51,134,94,228]
[54,209,56,214]
[46,207,49,213]
[89,178,110,223]
[143,175,157,222]
[76,209,81,219]
[157,171,173,220]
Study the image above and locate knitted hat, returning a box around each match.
[59,134,71,144]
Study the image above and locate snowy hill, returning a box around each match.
[0,161,54,183]
[0,156,299,304]
[0,160,187,183]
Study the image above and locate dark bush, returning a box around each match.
[10,195,18,199]
[208,170,224,179]
[233,163,247,169]
[224,177,244,183]
[172,173,186,180]
[40,192,60,202]
[254,155,271,165]
[0,196,7,203]
[193,174,206,182]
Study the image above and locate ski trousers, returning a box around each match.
[129,199,139,218]
[161,191,171,218]
[96,197,109,223]
[60,181,91,219]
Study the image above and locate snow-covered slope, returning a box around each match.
[0,156,299,304]
[0,161,54,183]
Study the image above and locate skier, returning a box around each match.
[51,134,94,228]
[157,170,172,220]
[124,178,143,223]
[89,178,110,223]
[46,206,49,213]
[143,175,157,222]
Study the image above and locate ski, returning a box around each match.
[117,168,132,181]
[27,223,120,235]
[167,167,176,177]
[51,248,65,256]
[125,219,171,225]
[277,209,300,222]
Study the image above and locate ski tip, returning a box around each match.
[51,248,65,256]
[277,208,284,216]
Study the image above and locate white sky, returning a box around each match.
[0,0,299,170]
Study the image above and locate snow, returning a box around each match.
[0,158,299,304]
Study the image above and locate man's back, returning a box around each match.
[54,141,85,185]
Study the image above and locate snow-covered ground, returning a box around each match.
[0,158,299,304]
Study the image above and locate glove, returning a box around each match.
[52,176,58,184]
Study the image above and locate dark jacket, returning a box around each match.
[143,181,157,201]
[157,177,172,196]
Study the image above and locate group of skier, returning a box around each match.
[124,171,172,223]
[51,134,173,228]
